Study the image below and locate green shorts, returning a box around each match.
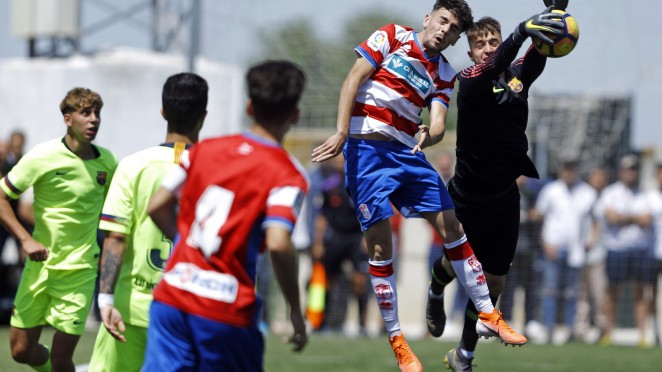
[10,261,97,335]
[89,323,147,372]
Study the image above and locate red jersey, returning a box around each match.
[351,24,457,148]
[153,133,308,327]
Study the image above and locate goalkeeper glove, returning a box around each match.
[513,6,564,45]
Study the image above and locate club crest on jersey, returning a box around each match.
[359,203,372,220]
[468,254,482,272]
[96,171,108,185]
[367,30,388,51]
[507,77,523,93]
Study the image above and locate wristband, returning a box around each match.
[98,293,114,308]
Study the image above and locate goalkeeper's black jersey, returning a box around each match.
[453,35,545,198]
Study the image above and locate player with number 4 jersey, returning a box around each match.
[152,133,308,326]
[144,60,308,371]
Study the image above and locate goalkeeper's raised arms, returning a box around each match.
[513,6,565,45]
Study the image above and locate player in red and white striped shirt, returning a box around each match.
[312,1,526,371]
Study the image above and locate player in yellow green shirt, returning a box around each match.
[88,73,208,372]
[0,87,117,372]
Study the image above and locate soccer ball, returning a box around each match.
[532,10,579,58]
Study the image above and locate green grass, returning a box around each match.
[265,334,662,372]
[1,327,661,371]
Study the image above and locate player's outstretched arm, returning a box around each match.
[98,232,128,342]
[513,6,564,45]
[311,58,374,163]
[266,226,308,352]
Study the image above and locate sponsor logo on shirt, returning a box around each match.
[388,56,431,94]
[367,30,388,51]
[164,262,238,303]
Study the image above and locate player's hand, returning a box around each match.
[100,305,127,342]
[513,6,564,45]
[22,239,48,262]
[311,132,347,163]
[285,311,308,352]
[410,125,431,154]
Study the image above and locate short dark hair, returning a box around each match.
[60,87,103,115]
[432,0,473,33]
[246,60,306,126]
[466,17,501,46]
[162,72,209,133]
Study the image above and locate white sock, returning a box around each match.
[368,259,401,336]
[444,235,494,313]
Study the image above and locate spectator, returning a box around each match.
[310,155,369,335]
[534,160,597,343]
[500,176,544,340]
[645,162,662,346]
[595,154,654,347]
[574,166,609,342]
[2,130,25,174]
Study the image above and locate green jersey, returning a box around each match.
[0,137,117,270]
[99,142,188,328]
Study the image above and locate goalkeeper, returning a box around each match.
[424,6,565,371]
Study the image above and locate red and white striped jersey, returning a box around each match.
[352,24,457,148]
[153,133,308,327]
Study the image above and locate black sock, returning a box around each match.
[460,295,499,352]
[430,257,454,294]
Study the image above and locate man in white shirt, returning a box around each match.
[594,154,654,347]
[534,159,597,343]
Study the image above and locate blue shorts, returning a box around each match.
[142,301,264,372]
[606,249,656,284]
[344,137,454,231]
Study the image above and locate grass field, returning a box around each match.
[1,326,661,372]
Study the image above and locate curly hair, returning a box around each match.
[432,0,474,33]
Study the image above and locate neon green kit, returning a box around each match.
[2,137,116,334]
[89,143,187,371]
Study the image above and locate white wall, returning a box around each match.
[0,48,245,159]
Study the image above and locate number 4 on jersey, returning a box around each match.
[186,185,235,258]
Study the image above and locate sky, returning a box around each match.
[1,0,661,148]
